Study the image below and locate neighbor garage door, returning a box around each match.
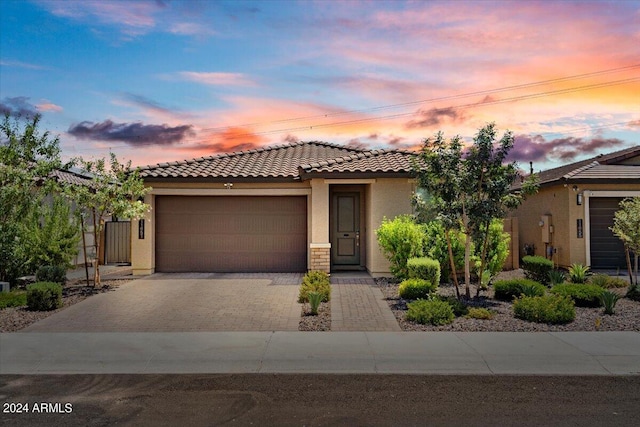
[155,196,307,272]
[589,197,626,269]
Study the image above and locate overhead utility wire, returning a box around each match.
[70,74,640,152]
[198,63,640,132]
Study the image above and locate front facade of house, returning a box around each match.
[131,141,416,277]
[510,145,640,269]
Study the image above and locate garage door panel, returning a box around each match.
[589,197,625,269]
[155,196,307,272]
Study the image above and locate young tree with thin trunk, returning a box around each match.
[68,153,149,286]
[414,123,538,299]
[610,197,640,286]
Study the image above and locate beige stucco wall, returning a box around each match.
[511,182,640,268]
[365,178,414,277]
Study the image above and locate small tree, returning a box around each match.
[18,195,81,273]
[0,114,63,284]
[69,153,149,286]
[414,123,538,298]
[610,197,640,286]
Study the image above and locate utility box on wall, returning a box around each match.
[540,215,552,244]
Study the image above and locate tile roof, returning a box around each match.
[51,169,94,186]
[514,145,640,189]
[299,149,416,178]
[567,164,640,181]
[138,141,414,181]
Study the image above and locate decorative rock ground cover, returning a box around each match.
[376,270,640,332]
[298,302,331,331]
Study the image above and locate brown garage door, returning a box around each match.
[155,196,307,272]
[589,197,626,269]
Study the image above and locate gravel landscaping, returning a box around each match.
[298,302,331,331]
[0,279,131,333]
[377,270,640,332]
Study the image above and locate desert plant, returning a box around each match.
[548,269,566,287]
[493,279,546,301]
[466,307,495,320]
[436,295,469,317]
[568,263,590,283]
[26,281,62,311]
[307,291,322,315]
[406,298,455,326]
[375,215,424,279]
[0,290,27,309]
[599,291,621,315]
[398,278,437,300]
[35,265,67,284]
[513,295,575,324]
[550,283,604,307]
[521,256,554,285]
[298,271,331,303]
[407,257,440,286]
[626,283,640,302]
[589,274,628,289]
[606,277,630,289]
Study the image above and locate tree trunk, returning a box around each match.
[464,231,471,299]
[445,229,460,299]
[92,208,101,287]
[635,254,638,286]
[625,246,633,285]
[476,221,492,297]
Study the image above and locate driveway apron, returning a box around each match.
[23,273,303,332]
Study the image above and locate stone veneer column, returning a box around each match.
[310,243,331,273]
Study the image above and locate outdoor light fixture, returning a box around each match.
[577,193,583,205]
[224,182,233,190]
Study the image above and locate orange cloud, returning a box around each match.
[178,72,257,87]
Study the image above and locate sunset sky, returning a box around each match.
[1,0,638,170]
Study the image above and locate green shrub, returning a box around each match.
[550,283,604,307]
[589,274,628,289]
[406,299,455,325]
[479,219,511,277]
[298,271,331,303]
[513,295,575,324]
[398,278,437,300]
[376,215,424,279]
[599,291,621,315]
[522,256,554,285]
[493,279,546,301]
[307,291,322,315]
[422,220,465,282]
[626,284,640,302]
[35,265,67,284]
[407,257,440,285]
[0,290,27,309]
[26,282,63,311]
[568,263,590,284]
[548,269,566,287]
[436,295,469,316]
[466,307,495,320]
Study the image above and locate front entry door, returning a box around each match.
[332,192,360,265]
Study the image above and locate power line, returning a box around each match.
[65,70,640,153]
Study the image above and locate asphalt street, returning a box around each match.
[1,374,639,426]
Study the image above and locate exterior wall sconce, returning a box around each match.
[224,182,233,190]
[577,193,583,205]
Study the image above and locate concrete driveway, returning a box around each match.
[23,273,303,332]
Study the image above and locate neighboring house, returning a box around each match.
[131,141,417,276]
[509,145,640,269]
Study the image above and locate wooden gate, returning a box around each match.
[104,221,131,265]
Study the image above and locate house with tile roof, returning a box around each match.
[132,141,417,276]
[509,145,640,269]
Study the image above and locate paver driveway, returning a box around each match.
[23,273,303,332]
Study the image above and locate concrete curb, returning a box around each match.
[2,331,639,375]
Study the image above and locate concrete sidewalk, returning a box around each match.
[1,331,638,375]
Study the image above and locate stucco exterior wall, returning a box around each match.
[365,178,414,277]
[511,182,640,268]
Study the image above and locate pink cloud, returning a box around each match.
[36,102,63,112]
[178,72,257,87]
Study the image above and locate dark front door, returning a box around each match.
[331,192,360,266]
